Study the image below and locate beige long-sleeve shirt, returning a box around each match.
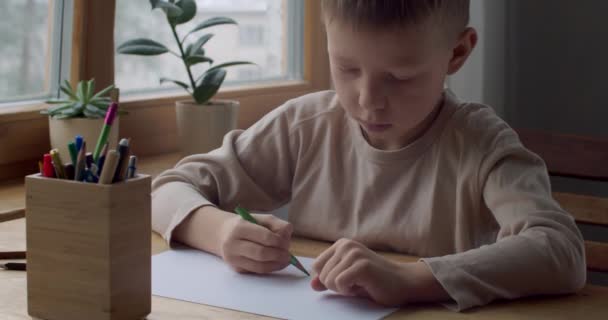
[151,90,586,310]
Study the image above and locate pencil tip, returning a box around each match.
[294,261,310,276]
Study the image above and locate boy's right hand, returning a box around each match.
[218,213,293,274]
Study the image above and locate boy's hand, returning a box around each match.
[219,213,293,274]
[311,238,446,306]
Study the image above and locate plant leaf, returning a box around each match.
[86,79,95,101]
[91,101,110,110]
[189,17,237,35]
[76,81,85,102]
[84,108,104,119]
[185,44,205,57]
[206,61,255,75]
[196,61,256,82]
[61,79,75,93]
[151,0,183,18]
[185,55,213,67]
[85,104,106,117]
[189,34,214,54]
[55,102,84,118]
[90,84,115,100]
[81,80,89,103]
[82,79,91,103]
[60,80,77,100]
[160,77,190,90]
[117,38,169,56]
[45,99,72,104]
[193,68,226,104]
[89,98,112,109]
[193,47,205,56]
[73,102,85,113]
[170,0,197,25]
[85,103,101,113]
[48,103,75,113]
[61,105,81,117]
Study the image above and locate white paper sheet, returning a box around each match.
[152,249,398,320]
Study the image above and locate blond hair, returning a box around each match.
[321,0,469,38]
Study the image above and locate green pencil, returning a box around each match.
[93,102,118,162]
[67,141,78,165]
[234,206,310,276]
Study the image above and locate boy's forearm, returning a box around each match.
[172,205,234,257]
[404,262,451,303]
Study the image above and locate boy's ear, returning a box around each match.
[447,27,478,75]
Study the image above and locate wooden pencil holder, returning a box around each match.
[25,174,152,320]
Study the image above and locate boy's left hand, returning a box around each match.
[311,238,440,306]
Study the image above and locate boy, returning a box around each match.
[151,0,586,311]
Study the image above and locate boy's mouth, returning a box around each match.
[360,120,393,133]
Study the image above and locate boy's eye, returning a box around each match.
[390,74,411,82]
[338,66,360,74]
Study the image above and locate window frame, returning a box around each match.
[0,0,71,105]
[0,0,330,182]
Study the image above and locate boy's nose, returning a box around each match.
[358,89,387,111]
[358,78,387,111]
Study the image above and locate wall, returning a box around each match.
[509,0,608,285]
[506,1,608,194]
[506,0,608,138]
[447,0,507,117]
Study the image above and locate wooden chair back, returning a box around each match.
[516,128,608,273]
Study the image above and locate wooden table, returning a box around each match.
[1,218,608,319]
[2,153,607,318]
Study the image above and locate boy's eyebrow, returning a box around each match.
[389,54,426,66]
[329,53,356,64]
[330,51,423,68]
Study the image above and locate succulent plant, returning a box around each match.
[116,0,255,105]
[42,79,124,119]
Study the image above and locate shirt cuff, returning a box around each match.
[419,257,473,311]
[151,181,216,244]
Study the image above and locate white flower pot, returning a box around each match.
[175,100,239,156]
[48,117,120,163]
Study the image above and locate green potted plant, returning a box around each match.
[42,79,122,161]
[117,0,254,155]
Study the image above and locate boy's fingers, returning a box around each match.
[234,240,290,263]
[323,255,352,293]
[335,261,370,297]
[233,255,290,274]
[311,276,327,291]
[237,220,287,249]
[253,214,293,238]
[230,266,247,273]
[332,258,363,295]
[318,253,342,291]
[312,244,337,275]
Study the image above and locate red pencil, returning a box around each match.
[42,154,55,178]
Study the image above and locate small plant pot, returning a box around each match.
[175,100,239,156]
[48,117,120,162]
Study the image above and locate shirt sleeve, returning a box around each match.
[421,130,586,311]
[151,104,297,243]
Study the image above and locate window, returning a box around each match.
[114,0,304,95]
[0,0,71,105]
[237,67,263,81]
[0,0,328,181]
[239,25,265,46]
